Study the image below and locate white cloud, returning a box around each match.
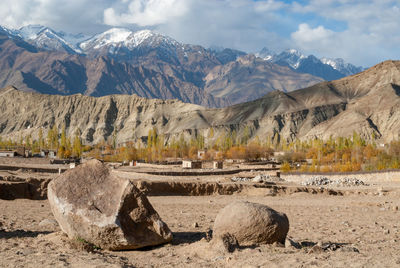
[289,0,400,66]
[103,0,290,52]
[0,0,398,66]
[104,0,188,27]
[292,23,333,44]
[254,0,287,12]
[0,0,110,34]
[0,0,289,53]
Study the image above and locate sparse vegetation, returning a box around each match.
[280,162,291,173]
[1,127,400,173]
[70,237,101,252]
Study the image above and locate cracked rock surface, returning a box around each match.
[47,159,172,250]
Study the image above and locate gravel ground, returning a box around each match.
[1,187,400,267]
[301,176,367,187]
[1,158,400,267]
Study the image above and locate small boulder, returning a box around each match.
[213,201,289,246]
[38,219,58,228]
[47,159,172,250]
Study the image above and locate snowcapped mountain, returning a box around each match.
[256,47,274,61]
[80,28,180,54]
[77,27,240,81]
[18,25,89,48]
[0,24,365,81]
[0,24,87,54]
[256,48,307,69]
[18,25,82,53]
[77,27,208,69]
[320,57,364,76]
[257,47,363,80]
[0,23,324,107]
[0,23,356,107]
[273,49,307,69]
[2,25,183,57]
[0,25,19,37]
[18,25,47,39]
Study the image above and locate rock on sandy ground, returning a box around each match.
[213,201,289,246]
[2,189,400,267]
[48,159,172,250]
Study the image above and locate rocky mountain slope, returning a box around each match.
[0,30,226,107]
[0,60,399,144]
[257,48,364,81]
[0,25,323,107]
[204,55,322,104]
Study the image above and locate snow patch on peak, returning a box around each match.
[320,57,363,75]
[80,28,159,50]
[80,28,178,52]
[133,30,154,41]
[285,49,306,59]
[256,47,275,61]
[321,57,343,70]
[19,25,46,39]
[263,55,273,61]
[15,24,83,53]
[101,28,133,43]
[0,25,19,37]
[274,49,307,69]
[79,28,133,49]
[126,30,158,48]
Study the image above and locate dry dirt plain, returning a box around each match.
[1,158,400,267]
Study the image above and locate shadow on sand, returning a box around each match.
[171,231,207,245]
[134,231,207,251]
[0,229,51,239]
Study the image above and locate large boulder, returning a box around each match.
[47,159,172,250]
[213,201,289,246]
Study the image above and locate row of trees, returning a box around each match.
[131,129,400,173]
[86,128,274,163]
[279,133,400,172]
[1,125,400,173]
[0,125,83,158]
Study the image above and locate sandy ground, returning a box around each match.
[2,189,400,267]
[1,158,400,267]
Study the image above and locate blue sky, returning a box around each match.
[0,0,398,67]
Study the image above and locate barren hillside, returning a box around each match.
[0,60,399,144]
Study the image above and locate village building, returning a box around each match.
[0,146,26,158]
[182,160,202,169]
[0,150,17,157]
[40,149,57,158]
[213,161,223,169]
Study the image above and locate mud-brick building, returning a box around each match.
[182,160,202,169]
[0,150,17,157]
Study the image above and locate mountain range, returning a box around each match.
[256,48,364,81]
[0,60,398,145]
[0,24,363,107]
